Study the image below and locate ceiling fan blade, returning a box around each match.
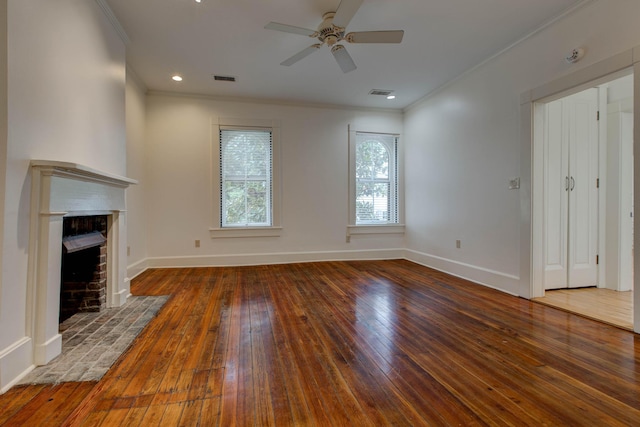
[331,45,357,73]
[265,22,316,37]
[332,0,364,29]
[280,44,321,66]
[346,30,404,44]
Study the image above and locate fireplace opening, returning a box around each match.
[59,216,108,323]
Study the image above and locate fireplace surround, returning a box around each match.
[28,161,136,365]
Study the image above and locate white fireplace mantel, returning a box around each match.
[28,160,137,365]
[30,160,137,186]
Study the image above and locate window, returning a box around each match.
[355,133,397,223]
[348,129,404,235]
[220,128,272,227]
[211,119,281,238]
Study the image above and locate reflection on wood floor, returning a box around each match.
[533,288,633,330]
[2,261,639,425]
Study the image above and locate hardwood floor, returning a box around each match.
[1,260,639,426]
[533,287,633,330]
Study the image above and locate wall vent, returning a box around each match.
[213,75,237,82]
[369,89,393,96]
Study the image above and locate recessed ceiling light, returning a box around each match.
[195,0,202,3]
[386,95,396,100]
[172,75,183,82]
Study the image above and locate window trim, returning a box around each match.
[348,126,405,234]
[210,117,282,238]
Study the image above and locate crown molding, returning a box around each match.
[404,0,597,113]
[95,0,130,45]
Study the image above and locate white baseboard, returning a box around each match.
[112,287,129,307]
[34,333,62,366]
[0,337,34,393]
[127,257,150,280]
[131,249,519,298]
[145,248,405,268]
[404,249,521,296]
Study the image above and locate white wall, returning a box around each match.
[404,0,640,296]
[0,0,126,391]
[144,94,404,266]
[0,1,7,327]
[125,69,148,278]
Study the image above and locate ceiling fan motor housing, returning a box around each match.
[318,12,344,46]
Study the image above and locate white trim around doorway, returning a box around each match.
[519,46,640,332]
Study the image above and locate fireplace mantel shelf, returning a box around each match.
[31,160,138,188]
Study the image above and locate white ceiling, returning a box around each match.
[105,0,586,110]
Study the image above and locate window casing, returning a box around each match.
[211,118,281,238]
[348,129,404,235]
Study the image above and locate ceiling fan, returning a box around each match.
[264,0,404,73]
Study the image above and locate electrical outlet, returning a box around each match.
[456,240,461,249]
[195,240,200,248]
[127,246,131,256]
[509,177,520,189]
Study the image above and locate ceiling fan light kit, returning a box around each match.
[265,0,404,73]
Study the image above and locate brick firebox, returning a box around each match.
[60,216,108,322]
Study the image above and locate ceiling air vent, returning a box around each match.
[369,89,393,96]
[213,75,237,82]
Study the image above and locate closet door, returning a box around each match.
[566,89,599,288]
[544,99,569,289]
[544,89,599,290]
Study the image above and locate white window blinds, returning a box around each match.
[220,128,273,227]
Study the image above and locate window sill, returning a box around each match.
[347,224,405,235]
[209,227,282,238]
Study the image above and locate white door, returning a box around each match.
[543,99,569,288]
[544,89,599,290]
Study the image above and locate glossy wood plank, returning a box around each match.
[0,384,48,424]
[534,287,633,329]
[1,260,639,426]
[0,382,94,426]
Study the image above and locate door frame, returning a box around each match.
[519,46,640,332]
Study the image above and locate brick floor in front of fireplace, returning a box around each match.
[18,295,169,385]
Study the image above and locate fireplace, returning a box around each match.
[60,216,109,322]
[29,161,137,365]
